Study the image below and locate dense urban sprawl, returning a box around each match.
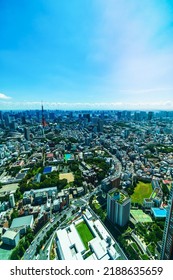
[0,109,173,260]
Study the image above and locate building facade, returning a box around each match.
[160,186,173,260]
[107,189,131,227]
[9,193,15,208]
[2,229,20,247]
[24,127,30,141]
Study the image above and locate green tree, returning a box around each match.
[58,178,68,189]
[14,188,23,201]
[40,174,47,182]
[11,209,19,220]
[10,249,20,260]
[97,171,105,182]
[162,184,169,197]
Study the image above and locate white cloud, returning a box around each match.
[1,100,173,110]
[0,93,11,100]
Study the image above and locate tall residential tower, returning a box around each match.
[160,185,173,260]
[107,189,131,227]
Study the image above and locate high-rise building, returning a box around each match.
[107,188,131,227]
[0,111,3,120]
[24,127,30,141]
[160,186,173,260]
[98,119,104,132]
[21,116,26,125]
[9,193,15,208]
[4,113,10,127]
[134,111,140,121]
[11,121,17,130]
[41,104,47,127]
[117,111,122,121]
[148,111,154,120]
[83,113,90,123]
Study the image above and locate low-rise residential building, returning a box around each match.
[143,198,155,209]
[10,215,34,235]
[1,229,20,247]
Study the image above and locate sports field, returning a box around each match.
[0,183,18,196]
[131,209,152,223]
[59,172,74,183]
[76,221,94,250]
[131,181,152,205]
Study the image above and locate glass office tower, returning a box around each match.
[160,185,173,260]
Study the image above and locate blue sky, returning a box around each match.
[0,0,173,110]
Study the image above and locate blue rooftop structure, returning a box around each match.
[113,192,120,200]
[64,154,71,161]
[151,207,167,218]
[43,166,52,174]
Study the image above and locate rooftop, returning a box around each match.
[2,229,19,240]
[108,189,129,204]
[56,209,121,260]
[43,166,52,174]
[56,223,85,260]
[151,207,167,218]
[10,215,34,229]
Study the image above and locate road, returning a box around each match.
[102,147,122,175]
[23,207,74,260]
[0,171,7,182]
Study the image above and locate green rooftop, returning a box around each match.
[109,189,129,204]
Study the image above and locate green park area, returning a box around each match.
[75,221,94,250]
[131,181,153,205]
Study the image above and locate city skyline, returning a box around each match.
[1,0,173,110]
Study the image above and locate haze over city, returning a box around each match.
[0,0,173,110]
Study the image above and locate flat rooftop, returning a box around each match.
[43,166,52,174]
[151,207,167,218]
[2,229,19,239]
[64,154,72,161]
[108,189,129,204]
[10,215,33,229]
[56,223,85,260]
